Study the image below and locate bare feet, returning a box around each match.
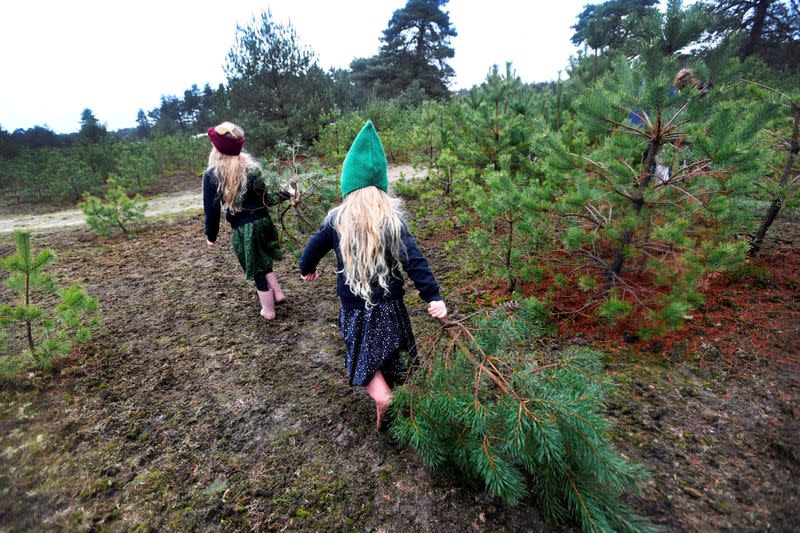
[366,370,393,431]
[376,398,391,431]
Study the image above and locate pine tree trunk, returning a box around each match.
[26,321,34,354]
[25,271,34,353]
[741,0,772,60]
[606,126,661,287]
[505,217,515,294]
[749,107,799,256]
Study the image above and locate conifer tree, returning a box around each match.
[629,0,712,57]
[113,141,160,193]
[468,155,552,294]
[454,64,538,174]
[541,55,772,333]
[225,10,335,151]
[79,185,147,238]
[350,0,456,99]
[0,230,99,377]
[391,300,653,531]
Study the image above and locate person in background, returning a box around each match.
[629,68,708,184]
[298,121,447,431]
[203,122,294,320]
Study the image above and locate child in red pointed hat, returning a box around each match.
[203,121,295,319]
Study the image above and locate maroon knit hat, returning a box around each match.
[208,126,245,156]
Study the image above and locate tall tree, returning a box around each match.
[135,109,151,139]
[351,0,457,99]
[182,84,202,127]
[572,0,660,52]
[572,0,659,80]
[711,0,800,68]
[152,95,186,135]
[78,108,107,143]
[225,9,335,150]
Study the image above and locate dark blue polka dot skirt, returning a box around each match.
[338,298,417,387]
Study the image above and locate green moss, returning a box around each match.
[144,469,172,496]
[81,476,116,498]
[295,507,314,519]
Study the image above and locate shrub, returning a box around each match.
[79,186,147,238]
[0,230,99,377]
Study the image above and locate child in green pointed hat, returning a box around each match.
[299,120,448,431]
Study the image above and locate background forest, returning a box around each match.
[3,0,797,332]
[1,0,799,531]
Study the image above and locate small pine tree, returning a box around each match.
[468,155,551,294]
[749,89,800,256]
[391,299,653,531]
[0,230,99,377]
[456,63,538,174]
[79,185,146,238]
[541,54,772,333]
[113,141,160,193]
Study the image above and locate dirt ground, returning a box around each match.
[0,202,798,531]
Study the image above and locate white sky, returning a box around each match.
[1,0,591,134]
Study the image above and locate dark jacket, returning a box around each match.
[203,168,289,243]
[299,220,442,309]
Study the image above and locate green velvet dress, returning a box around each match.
[231,215,283,278]
[203,168,288,281]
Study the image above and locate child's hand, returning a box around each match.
[282,181,298,199]
[428,300,447,319]
[207,239,217,248]
[300,272,318,281]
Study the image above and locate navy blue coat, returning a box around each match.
[299,221,442,309]
[203,169,289,243]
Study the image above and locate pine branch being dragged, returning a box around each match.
[390,298,654,532]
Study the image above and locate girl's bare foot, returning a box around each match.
[366,370,393,431]
[375,398,390,431]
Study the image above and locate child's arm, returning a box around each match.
[399,226,446,317]
[203,171,221,245]
[299,222,335,278]
[254,170,294,207]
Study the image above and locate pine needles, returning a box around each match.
[391,299,654,532]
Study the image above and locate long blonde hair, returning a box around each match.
[326,186,406,305]
[206,122,261,212]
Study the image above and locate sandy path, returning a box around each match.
[0,164,427,234]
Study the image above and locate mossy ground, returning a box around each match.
[0,199,798,531]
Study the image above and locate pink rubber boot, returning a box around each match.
[266,272,285,304]
[257,289,276,320]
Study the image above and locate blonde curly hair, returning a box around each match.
[325,186,406,306]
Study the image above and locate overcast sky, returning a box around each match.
[1,0,592,134]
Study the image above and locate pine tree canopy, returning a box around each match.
[350,0,456,99]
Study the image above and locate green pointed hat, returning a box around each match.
[340,120,388,197]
